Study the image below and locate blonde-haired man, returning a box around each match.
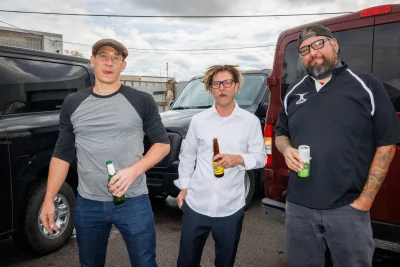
[174,65,266,267]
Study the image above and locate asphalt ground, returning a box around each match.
[0,196,398,267]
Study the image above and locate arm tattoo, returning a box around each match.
[361,145,396,202]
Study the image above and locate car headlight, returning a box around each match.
[179,139,185,155]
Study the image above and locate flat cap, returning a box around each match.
[92,38,128,58]
[298,24,333,47]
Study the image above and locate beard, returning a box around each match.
[304,51,338,79]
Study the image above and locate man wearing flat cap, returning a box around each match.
[40,38,170,267]
[275,24,400,266]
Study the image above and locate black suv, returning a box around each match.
[0,45,94,255]
[145,69,271,206]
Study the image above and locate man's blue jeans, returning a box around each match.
[74,193,158,267]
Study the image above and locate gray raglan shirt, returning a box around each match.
[53,85,170,201]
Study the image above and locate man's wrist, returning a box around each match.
[358,195,374,205]
[129,165,142,177]
[237,155,244,166]
[282,145,292,156]
[44,195,55,203]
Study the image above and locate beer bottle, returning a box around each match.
[213,138,224,178]
[106,160,125,205]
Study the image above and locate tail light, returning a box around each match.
[361,5,391,17]
[264,123,273,167]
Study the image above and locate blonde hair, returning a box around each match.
[202,65,243,91]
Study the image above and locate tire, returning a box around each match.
[13,180,76,255]
[244,170,256,209]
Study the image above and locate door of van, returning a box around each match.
[0,115,12,236]
[369,20,400,226]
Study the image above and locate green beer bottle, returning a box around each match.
[106,160,125,205]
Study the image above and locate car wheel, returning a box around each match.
[13,180,76,255]
[244,170,256,209]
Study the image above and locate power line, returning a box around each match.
[0,9,353,18]
[127,45,275,51]
[0,20,277,53]
[128,48,276,55]
[0,20,91,48]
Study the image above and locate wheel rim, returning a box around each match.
[38,193,70,239]
[244,172,250,199]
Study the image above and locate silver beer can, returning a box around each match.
[298,145,310,178]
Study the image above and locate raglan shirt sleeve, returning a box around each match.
[275,100,290,138]
[142,93,170,145]
[369,75,400,146]
[52,95,76,163]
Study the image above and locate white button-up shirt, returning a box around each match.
[174,102,266,217]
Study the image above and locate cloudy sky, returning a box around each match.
[0,0,397,80]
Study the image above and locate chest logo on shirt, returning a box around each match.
[295,92,309,105]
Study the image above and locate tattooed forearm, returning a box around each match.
[361,145,396,202]
[377,149,391,169]
[275,136,292,155]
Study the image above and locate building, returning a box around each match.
[0,26,63,53]
[120,75,175,112]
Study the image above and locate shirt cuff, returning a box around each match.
[239,154,256,170]
[173,178,191,189]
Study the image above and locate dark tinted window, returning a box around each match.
[373,22,400,112]
[282,41,306,99]
[282,26,373,99]
[0,57,90,115]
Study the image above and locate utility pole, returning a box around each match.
[166,62,169,79]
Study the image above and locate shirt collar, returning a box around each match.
[209,100,244,119]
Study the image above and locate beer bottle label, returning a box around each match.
[213,162,224,175]
[107,164,116,176]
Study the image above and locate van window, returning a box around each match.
[373,22,400,112]
[282,26,373,99]
[0,57,91,115]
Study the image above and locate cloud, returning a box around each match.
[120,0,245,15]
[0,0,397,80]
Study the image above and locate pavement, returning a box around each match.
[0,196,398,267]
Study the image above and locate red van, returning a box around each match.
[262,4,400,256]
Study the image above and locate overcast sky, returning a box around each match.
[0,0,397,80]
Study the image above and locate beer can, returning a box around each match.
[298,145,310,178]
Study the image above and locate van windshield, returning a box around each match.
[171,74,266,110]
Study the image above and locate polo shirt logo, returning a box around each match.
[295,92,309,105]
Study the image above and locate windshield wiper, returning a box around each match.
[172,105,212,110]
[172,107,190,110]
[194,105,212,109]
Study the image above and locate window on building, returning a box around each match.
[25,37,42,51]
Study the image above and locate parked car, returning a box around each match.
[262,4,400,257]
[145,69,271,207]
[0,45,94,255]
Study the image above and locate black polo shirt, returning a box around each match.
[275,62,400,209]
